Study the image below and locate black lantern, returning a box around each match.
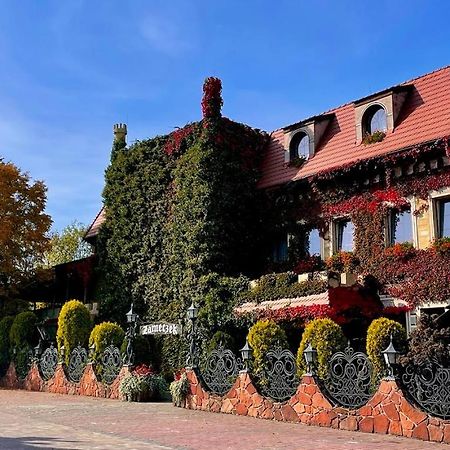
[382,334,398,378]
[303,343,317,375]
[240,339,252,371]
[187,302,198,321]
[126,303,138,324]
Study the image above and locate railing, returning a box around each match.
[260,345,298,402]
[38,343,58,381]
[321,344,373,409]
[400,363,450,419]
[200,344,243,396]
[66,345,88,383]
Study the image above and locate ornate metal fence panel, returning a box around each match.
[39,344,58,381]
[200,345,242,395]
[67,345,88,383]
[401,364,450,419]
[261,346,299,402]
[322,345,373,409]
[101,345,122,385]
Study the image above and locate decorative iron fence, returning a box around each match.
[200,344,242,395]
[66,345,88,383]
[38,344,58,381]
[260,345,299,402]
[321,344,373,409]
[100,345,122,385]
[400,363,450,419]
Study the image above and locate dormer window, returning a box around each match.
[364,105,387,135]
[290,132,310,161]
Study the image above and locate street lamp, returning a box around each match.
[240,339,252,372]
[187,302,199,321]
[126,303,138,324]
[382,334,399,379]
[303,343,317,376]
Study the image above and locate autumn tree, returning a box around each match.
[0,159,51,307]
[43,221,92,267]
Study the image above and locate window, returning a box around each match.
[290,132,310,161]
[272,235,288,263]
[335,220,354,252]
[307,229,321,256]
[364,105,387,135]
[388,210,413,245]
[436,199,450,238]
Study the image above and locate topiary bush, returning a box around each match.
[366,317,407,384]
[89,321,125,364]
[0,316,14,375]
[296,318,346,379]
[9,311,37,350]
[207,330,236,354]
[56,300,92,363]
[247,319,287,379]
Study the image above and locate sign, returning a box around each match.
[140,323,181,336]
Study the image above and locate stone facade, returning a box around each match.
[182,369,450,444]
[0,362,129,399]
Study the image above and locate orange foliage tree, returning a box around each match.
[0,159,51,307]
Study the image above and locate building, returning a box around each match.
[85,66,450,332]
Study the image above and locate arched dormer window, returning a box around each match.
[289,132,310,161]
[363,104,387,135]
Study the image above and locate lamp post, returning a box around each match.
[186,302,199,368]
[240,339,252,373]
[382,334,399,379]
[303,343,317,376]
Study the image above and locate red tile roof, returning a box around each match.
[85,207,105,240]
[258,66,450,188]
[86,67,450,237]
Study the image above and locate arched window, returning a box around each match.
[364,105,387,135]
[290,132,310,161]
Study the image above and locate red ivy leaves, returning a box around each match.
[201,77,223,119]
[163,124,197,156]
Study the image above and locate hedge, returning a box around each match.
[247,319,287,379]
[89,321,125,364]
[9,311,37,349]
[0,316,14,375]
[366,317,407,384]
[56,300,92,363]
[296,318,346,379]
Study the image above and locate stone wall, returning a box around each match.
[0,362,129,399]
[182,369,450,444]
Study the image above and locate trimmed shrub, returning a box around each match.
[0,316,14,375]
[247,319,287,378]
[366,317,407,383]
[207,331,235,354]
[296,318,346,379]
[9,311,37,349]
[56,300,92,363]
[89,321,125,364]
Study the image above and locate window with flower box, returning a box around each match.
[387,209,413,246]
[435,198,450,238]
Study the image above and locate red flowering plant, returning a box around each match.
[326,251,359,273]
[384,242,416,261]
[173,368,186,381]
[132,363,155,377]
[433,237,450,256]
[293,254,324,274]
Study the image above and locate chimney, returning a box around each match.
[113,123,127,143]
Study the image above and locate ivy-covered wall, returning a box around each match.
[96,78,268,373]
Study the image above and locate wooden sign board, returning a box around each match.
[140,323,181,336]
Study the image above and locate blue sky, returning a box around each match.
[1,0,449,231]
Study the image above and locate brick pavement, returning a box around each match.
[0,389,444,449]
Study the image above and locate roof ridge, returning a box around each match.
[274,65,450,132]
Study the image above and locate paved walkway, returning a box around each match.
[0,390,444,449]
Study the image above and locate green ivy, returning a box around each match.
[0,316,14,375]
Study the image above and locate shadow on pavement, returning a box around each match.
[0,436,80,449]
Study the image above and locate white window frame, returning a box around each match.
[429,187,450,241]
[385,201,414,247]
[331,217,354,253]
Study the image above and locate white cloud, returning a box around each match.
[139,13,194,56]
